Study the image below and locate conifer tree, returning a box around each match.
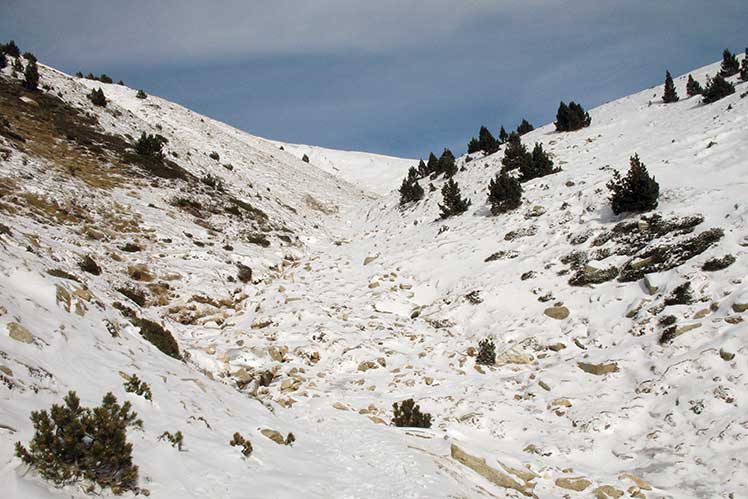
[662,70,679,103]
[487,171,522,214]
[0,52,6,69]
[555,101,591,131]
[1,40,20,58]
[702,74,735,104]
[740,49,748,81]
[11,57,23,75]
[417,159,428,178]
[607,154,659,215]
[87,88,107,107]
[519,143,558,182]
[467,137,480,154]
[23,58,39,90]
[468,126,499,154]
[399,167,424,205]
[438,148,457,177]
[498,125,509,143]
[516,119,534,136]
[439,179,471,218]
[426,152,439,176]
[686,74,703,96]
[501,133,531,171]
[719,49,740,77]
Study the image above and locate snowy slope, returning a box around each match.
[270,141,415,196]
[1,52,748,499]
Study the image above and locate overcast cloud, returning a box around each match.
[2,1,746,157]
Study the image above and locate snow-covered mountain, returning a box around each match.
[1,52,747,499]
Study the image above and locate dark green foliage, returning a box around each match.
[209,151,220,161]
[702,254,736,271]
[475,338,496,366]
[87,88,107,107]
[519,143,558,182]
[719,49,740,77]
[664,282,693,306]
[438,148,457,177]
[741,49,748,81]
[501,132,531,171]
[686,75,703,96]
[133,318,181,360]
[607,154,659,215]
[158,431,184,451]
[487,171,522,215]
[134,132,168,158]
[555,101,591,132]
[392,399,432,428]
[516,118,534,136]
[416,159,428,177]
[23,59,40,90]
[438,179,471,218]
[22,52,37,63]
[123,374,152,400]
[136,89,147,99]
[0,52,7,69]
[99,74,113,84]
[426,152,439,176]
[12,57,23,74]
[467,126,499,155]
[79,255,102,275]
[498,125,508,143]
[662,70,679,103]
[301,154,310,163]
[399,166,424,205]
[75,71,83,78]
[229,432,253,457]
[1,40,20,58]
[15,391,140,493]
[702,74,735,104]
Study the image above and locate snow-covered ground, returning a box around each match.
[1,55,747,498]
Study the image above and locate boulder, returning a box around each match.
[555,476,592,492]
[544,306,569,320]
[578,361,619,375]
[260,429,286,445]
[450,444,534,496]
[7,323,34,344]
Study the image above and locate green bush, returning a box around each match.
[702,74,735,104]
[663,282,693,306]
[607,154,659,215]
[702,254,736,271]
[438,179,471,218]
[123,374,152,400]
[229,432,253,457]
[158,431,184,451]
[23,59,40,91]
[487,171,522,214]
[134,132,168,158]
[399,167,424,205]
[88,88,107,107]
[15,391,141,493]
[555,101,591,131]
[136,89,147,99]
[475,338,496,366]
[519,143,558,182]
[392,399,432,428]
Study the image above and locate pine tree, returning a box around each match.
[686,74,703,96]
[662,70,679,103]
[438,148,457,177]
[487,171,522,214]
[719,49,739,77]
[11,57,23,75]
[438,179,471,218]
[23,59,39,90]
[702,74,735,104]
[88,88,107,107]
[135,132,168,158]
[467,137,480,154]
[740,48,748,81]
[516,119,534,136]
[399,167,424,205]
[555,101,591,131]
[501,133,531,171]
[0,52,6,70]
[468,126,499,155]
[498,125,508,143]
[416,159,428,178]
[1,40,20,58]
[426,152,439,176]
[519,143,558,182]
[607,154,659,215]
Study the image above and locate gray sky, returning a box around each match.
[3,1,746,158]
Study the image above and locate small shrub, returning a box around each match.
[133,318,181,360]
[237,264,253,283]
[487,171,522,214]
[686,75,703,96]
[438,179,471,218]
[99,74,113,84]
[201,173,225,191]
[158,431,183,451]
[392,399,432,428]
[15,391,141,493]
[123,373,152,400]
[134,132,168,158]
[79,255,102,275]
[702,74,735,104]
[209,151,220,161]
[555,101,591,131]
[23,52,37,63]
[23,59,40,91]
[301,154,310,163]
[87,88,107,107]
[475,338,496,366]
[229,432,253,457]
[136,89,147,99]
[607,154,659,215]
[702,254,736,271]
[664,282,693,306]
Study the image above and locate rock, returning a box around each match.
[368,281,380,289]
[7,323,34,344]
[268,346,288,362]
[693,308,711,319]
[725,315,743,324]
[280,379,300,392]
[733,302,748,313]
[260,429,286,445]
[551,398,572,408]
[618,473,652,490]
[357,360,379,372]
[720,349,735,361]
[450,444,534,496]
[544,306,570,320]
[0,365,12,376]
[594,485,624,498]
[333,402,349,411]
[525,205,546,218]
[674,322,701,337]
[495,350,532,366]
[642,276,659,295]
[363,255,378,265]
[555,476,592,492]
[368,416,386,425]
[578,361,619,375]
[547,343,566,352]
[538,380,551,391]
[424,376,433,385]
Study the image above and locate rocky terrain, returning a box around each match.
[1,52,747,498]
